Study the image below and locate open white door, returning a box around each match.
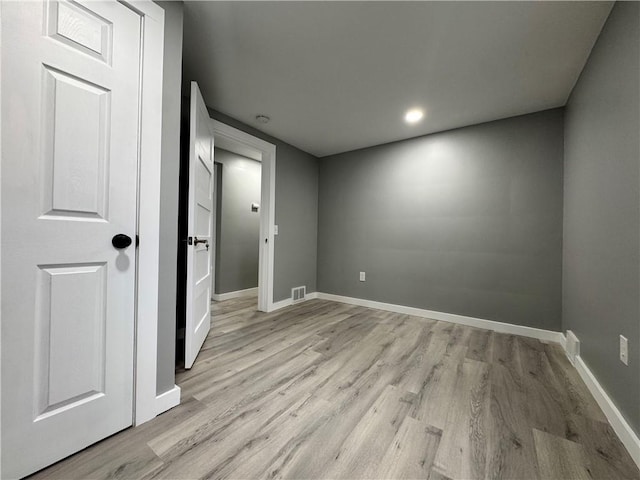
[185,82,215,369]
[1,1,142,477]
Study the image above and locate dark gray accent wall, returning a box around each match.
[318,109,564,330]
[207,110,319,302]
[563,2,640,435]
[214,148,261,294]
[155,0,183,396]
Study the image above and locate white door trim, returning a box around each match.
[118,0,167,426]
[211,120,276,312]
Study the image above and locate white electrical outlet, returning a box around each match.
[359,271,366,282]
[274,225,279,235]
[620,335,628,365]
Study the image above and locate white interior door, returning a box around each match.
[185,81,215,369]
[1,1,141,477]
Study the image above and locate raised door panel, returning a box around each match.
[193,287,210,335]
[46,0,113,63]
[35,263,107,417]
[195,248,209,284]
[41,66,110,219]
[195,155,213,237]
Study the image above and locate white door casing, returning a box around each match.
[1,1,141,477]
[185,81,215,369]
[210,120,276,313]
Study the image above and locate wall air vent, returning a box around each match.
[291,286,306,303]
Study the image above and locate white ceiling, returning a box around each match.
[182,1,612,157]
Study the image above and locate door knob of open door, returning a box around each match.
[192,237,209,251]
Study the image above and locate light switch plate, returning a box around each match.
[274,225,278,235]
[359,271,366,282]
[620,335,628,365]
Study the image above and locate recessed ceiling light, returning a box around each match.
[255,114,270,124]
[404,109,424,124]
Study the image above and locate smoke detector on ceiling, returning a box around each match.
[255,114,270,124]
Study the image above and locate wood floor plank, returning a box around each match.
[183,302,346,378]
[407,341,467,430]
[145,394,316,479]
[428,468,453,480]
[181,313,344,395]
[29,396,210,480]
[432,359,490,480]
[193,344,323,408]
[30,438,163,480]
[150,361,336,464]
[377,416,442,480]
[321,385,414,479]
[220,395,334,479]
[517,337,571,438]
[390,326,436,394]
[543,343,609,423]
[533,429,592,480]
[312,323,396,402]
[492,332,522,377]
[466,328,495,363]
[272,365,400,477]
[312,312,377,357]
[485,363,539,479]
[566,414,640,480]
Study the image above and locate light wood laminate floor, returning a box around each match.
[32,296,639,479]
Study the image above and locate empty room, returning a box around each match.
[1,1,639,479]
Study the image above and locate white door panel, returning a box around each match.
[1,1,141,477]
[185,82,214,369]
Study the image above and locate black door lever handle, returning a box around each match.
[193,237,209,250]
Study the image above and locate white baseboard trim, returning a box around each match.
[155,385,181,416]
[212,287,258,302]
[270,291,319,312]
[557,332,567,351]
[314,292,565,344]
[571,354,640,468]
[270,298,292,311]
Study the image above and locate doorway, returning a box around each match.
[212,148,262,305]
[211,120,276,313]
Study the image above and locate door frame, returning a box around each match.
[119,0,170,426]
[211,120,276,312]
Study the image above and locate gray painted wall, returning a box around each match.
[214,148,261,294]
[207,110,319,302]
[155,0,183,395]
[318,109,564,330]
[563,1,640,435]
